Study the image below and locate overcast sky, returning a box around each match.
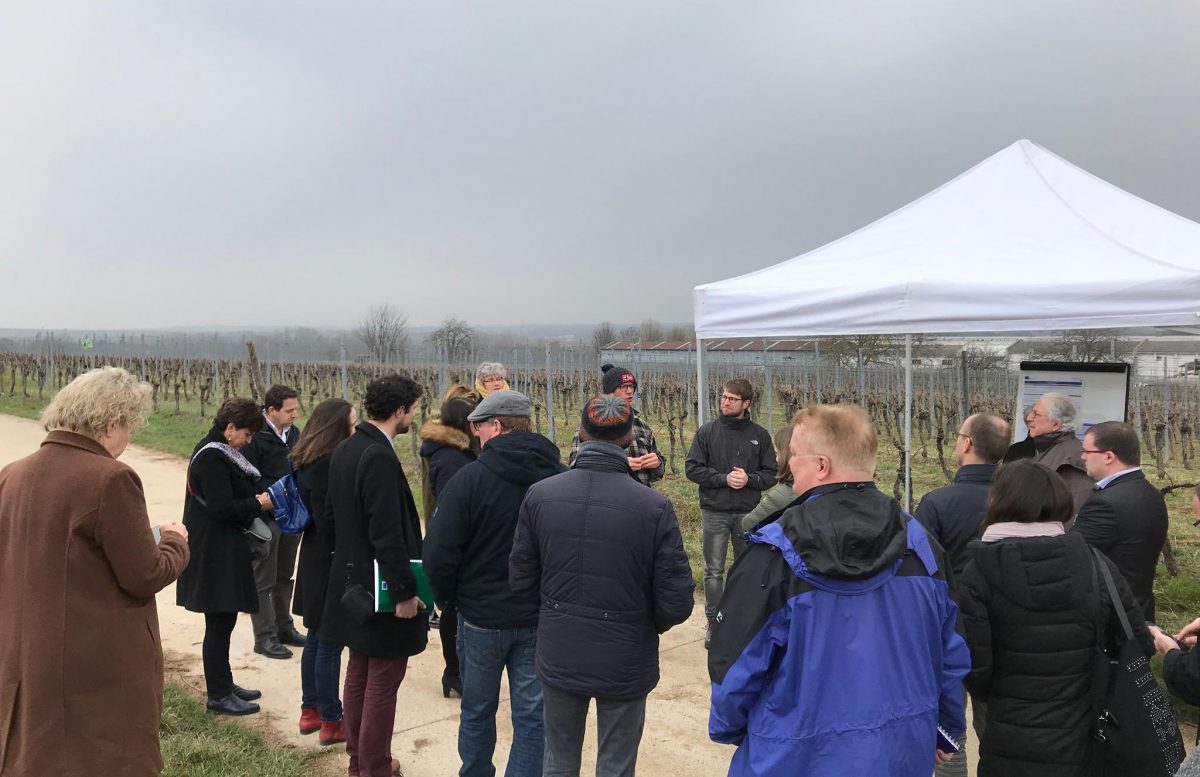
[1,2,1197,331]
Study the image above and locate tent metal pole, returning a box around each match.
[696,337,705,427]
[904,334,913,512]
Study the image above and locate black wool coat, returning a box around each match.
[1071,469,1169,622]
[176,428,261,614]
[293,454,335,632]
[958,531,1152,777]
[510,441,695,700]
[321,423,427,659]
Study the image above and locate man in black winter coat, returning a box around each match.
[915,413,1009,580]
[321,374,427,777]
[423,390,565,777]
[1072,420,1169,621]
[914,412,1007,777]
[511,395,694,777]
[241,384,304,659]
[685,377,775,648]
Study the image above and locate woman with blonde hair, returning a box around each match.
[474,362,509,397]
[0,366,190,776]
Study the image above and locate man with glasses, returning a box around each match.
[913,412,1008,777]
[686,378,776,649]
[709,404,968,775]
[915,413,1009,581]
[1072,420,1168,621]
[1003,392,1094,514]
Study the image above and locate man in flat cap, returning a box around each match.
[424,390,565,777]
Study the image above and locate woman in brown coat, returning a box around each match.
[0,366,190,777]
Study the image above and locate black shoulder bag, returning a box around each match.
[1089,547,1184,777]
[340,454,378,625]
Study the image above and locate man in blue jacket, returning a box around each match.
[708,404,969,777]
[511,395,694,776]
[424,390,565,777]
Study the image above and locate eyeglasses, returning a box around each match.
[719,394,747,403]
[955,432,972,442]
[1080,448,1109,456]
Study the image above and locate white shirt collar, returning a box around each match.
[1095,466,1140,490]
[263,412,290,443]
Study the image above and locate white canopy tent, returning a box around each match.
[692,139,1200,506]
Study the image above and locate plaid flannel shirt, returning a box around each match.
[568,410,664,487]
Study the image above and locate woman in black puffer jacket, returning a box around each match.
[418,394,478,698]
[958,460,1152,777]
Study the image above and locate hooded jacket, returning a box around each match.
[510,441,694,699]
[685,413,776,513]
[423,431,565,629]
[418,419,477,520]
[957,530,1152,777]
[708,483,969,777]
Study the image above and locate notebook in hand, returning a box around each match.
[374,560,435,612]
[937,725,962,753]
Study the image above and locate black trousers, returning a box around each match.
[202,612,239,698]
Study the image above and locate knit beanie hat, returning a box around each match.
[580,394,634,447]
[601,364,637,394]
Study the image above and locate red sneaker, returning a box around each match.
[298,706,320,735]
[319,719,346,746]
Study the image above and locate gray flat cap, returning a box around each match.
[467,389,531,420]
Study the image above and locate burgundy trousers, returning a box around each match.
[343,650,408,777]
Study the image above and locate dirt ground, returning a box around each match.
[0,414,733,777]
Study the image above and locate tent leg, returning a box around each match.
[904,334,913,512]
[696,337,705,427]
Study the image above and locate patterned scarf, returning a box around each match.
[192,441,261,480]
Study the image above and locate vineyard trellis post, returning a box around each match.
[695,338,706,426]
[544,345,555,444]
[339,344,348,400]
[903,334,913,511]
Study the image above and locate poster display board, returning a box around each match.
[1012,361,1131,441]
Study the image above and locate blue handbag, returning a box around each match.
[267,469,312,534]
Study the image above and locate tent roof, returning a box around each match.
[693,140,1200,339]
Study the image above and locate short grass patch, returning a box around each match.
[160,682,333,777]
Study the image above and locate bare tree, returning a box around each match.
[820,334,933,366]
[638,318,665,341]
[618,325,639,340]
[665,324,692,341]
[961,345,1008,370]
[429,316,475,361]
[355,303,409,363]
[592,322,617,353]
[1026,329,1133,363]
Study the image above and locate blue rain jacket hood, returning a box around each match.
[708,482,970,777]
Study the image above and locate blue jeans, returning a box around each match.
[300,631,344,721]
[457,614,543,777]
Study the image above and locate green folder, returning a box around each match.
[374,560,435,613]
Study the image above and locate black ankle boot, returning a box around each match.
[442,672,463,699]
[207,693,261,716]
